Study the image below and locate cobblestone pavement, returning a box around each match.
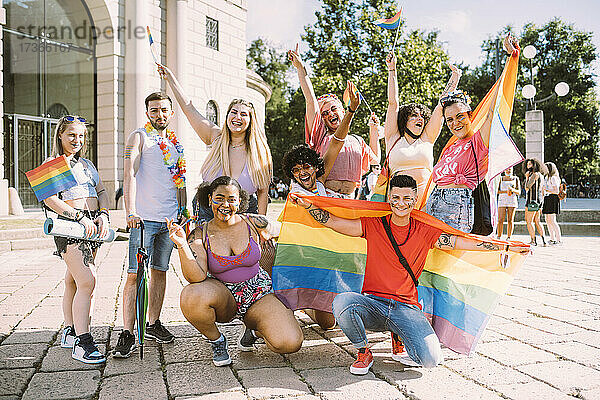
[1,235,599,400]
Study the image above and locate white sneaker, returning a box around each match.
[393,351,421,367]
[60,326,76,349]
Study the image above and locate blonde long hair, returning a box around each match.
[200,99,273,190]
[51,116,88,157]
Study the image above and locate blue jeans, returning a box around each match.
[426,187,473,232]
[128,220,174,273]
[332,292,442,368]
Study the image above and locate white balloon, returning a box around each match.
[554,82,570,97]
[522,84,537,99]
[523,45,537,59]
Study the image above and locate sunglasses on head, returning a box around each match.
[64,116,87,123]
[440,91,471,108]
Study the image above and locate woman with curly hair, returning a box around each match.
[168,176,303,367]
[383,52,462,205]
[157,64,273,219]
[522,158,547,246]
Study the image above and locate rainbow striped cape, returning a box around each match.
[25,156,77,201]
[272,196,529,355]
[371,47,523,213]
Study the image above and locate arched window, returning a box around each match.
[206,101,218,125]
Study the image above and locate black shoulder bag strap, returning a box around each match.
[380,216,418,287]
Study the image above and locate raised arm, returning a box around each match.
[157,63,221,145]
[423,64,462,143]
[384,52,400,142]
[124,130,142,229]
[289,194,363,237]
[288,44,319,135]
[367,114,381,164]
[321,81,359,181]
[166,219,208,283]
[434,232,530,254]
[478,34,519,148]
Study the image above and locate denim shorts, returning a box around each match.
[128,220,174,273]
[426,187,474,232]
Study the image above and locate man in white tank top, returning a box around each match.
[113,92,181,357]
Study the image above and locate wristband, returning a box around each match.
[505,244,509,251]
[74,210,84,222]
[348,106,356,113]
[127,213,135,219]
[332,135,346,142]
[388,69,396,72]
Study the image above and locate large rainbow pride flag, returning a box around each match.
[25,155,77,201]
[272,195,529,355]
[371,46,523,214]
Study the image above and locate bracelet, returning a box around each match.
[332,135,346,142]
[100,207,109,214]
[388,69,396,72]
[505,244,509,251]
[348,106,356,113]
[74,210,84,222]
[127,213,135,218]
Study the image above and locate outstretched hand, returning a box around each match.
[289,193,313,210]
[287,43,304,71]
[503,33,519,54]
[346,81,361,111]
[386,52,396,70]
[156,63,173,80]
[448,63,461,75]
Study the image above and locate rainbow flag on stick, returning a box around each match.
[373,8,402,30]
[25,156,77,201]
[273,195,529,355]
[146,26,159,64]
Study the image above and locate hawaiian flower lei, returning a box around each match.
[144,122,186,188]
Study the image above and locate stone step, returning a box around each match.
[5,237,56,251]
[499,221,600,237]
[0,227,46,241]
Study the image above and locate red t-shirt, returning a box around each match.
[360,216,442,307]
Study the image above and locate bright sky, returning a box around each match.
[247,0,600,93]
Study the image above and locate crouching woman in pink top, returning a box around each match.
[166,176,302,367]
[427,35,519,232]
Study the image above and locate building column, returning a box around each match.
[0,7,8,216]
[525,110,544,163]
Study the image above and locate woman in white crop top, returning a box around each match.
[496,167,520,240]
[157,64,273,220]
[383,52,461,208]
[42,116,110,364]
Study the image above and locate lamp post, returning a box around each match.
[521,45,570,163]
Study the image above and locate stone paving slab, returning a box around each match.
[0,236,599,399]
[22,370,100,400]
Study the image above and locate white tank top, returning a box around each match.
[134,128,180,221]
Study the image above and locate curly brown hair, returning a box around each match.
[397,103,432,134]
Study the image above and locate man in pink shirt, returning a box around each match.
[288,44,380,198]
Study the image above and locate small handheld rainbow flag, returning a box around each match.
[25,155,77,201]
[146,26,159,64]
[343,84,374,115]
[373,8,402,30]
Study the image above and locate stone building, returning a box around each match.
[0,0,271,214]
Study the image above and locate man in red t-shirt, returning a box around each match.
[290,174,529,375]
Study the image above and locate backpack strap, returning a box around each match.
[380,216,418,287]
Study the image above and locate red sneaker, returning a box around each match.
[350,348,374,375]
[391,332,405,361]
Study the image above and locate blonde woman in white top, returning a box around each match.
[496,167,520,239]
[542,162,562,244]
[157,64,273,219]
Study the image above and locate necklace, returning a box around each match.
[144,122,186,188]
[230,142,245,149]
[388,215,412,246]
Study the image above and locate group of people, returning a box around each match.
[495,159,564,246]
[42,33,533,375]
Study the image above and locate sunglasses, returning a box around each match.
[291,163,314,175]
[64,116,87,123]
[440,91,471,108]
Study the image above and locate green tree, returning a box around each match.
[302,0,452,154]
[461,19,600,181]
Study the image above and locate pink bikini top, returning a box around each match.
[205,220,261,283]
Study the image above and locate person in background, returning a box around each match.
[496,167,520,240]
[542,162,562,245]
[522,158,547,246]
